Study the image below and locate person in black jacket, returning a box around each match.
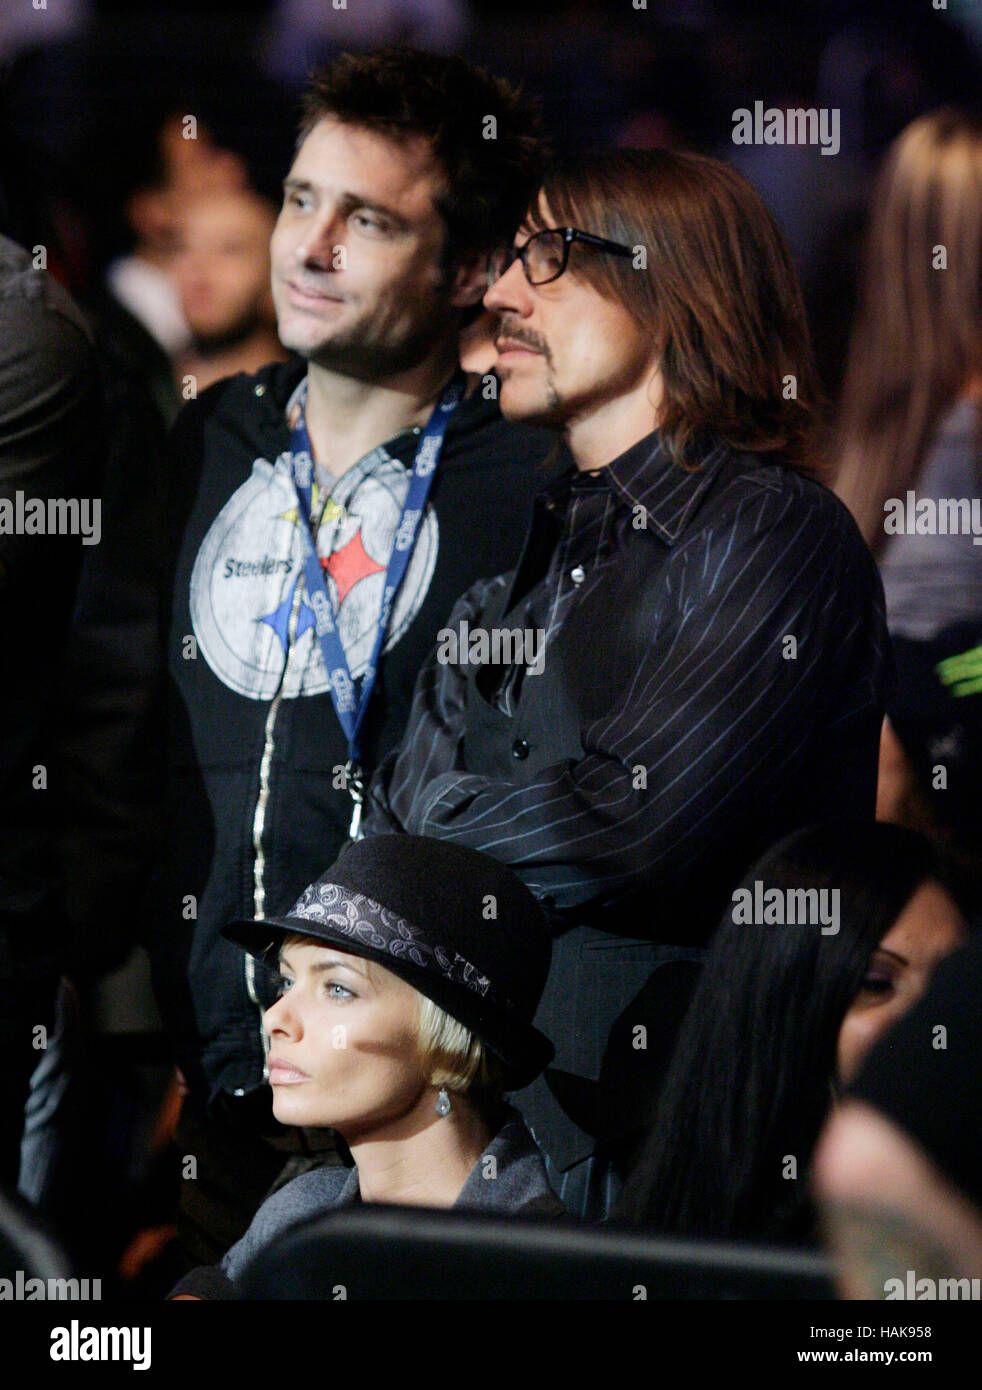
[366,149,894,1215]
[148,49,559,1263]
[0,234,104,1183]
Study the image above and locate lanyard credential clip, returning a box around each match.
[346,760,365,841]
[289,372,464,827]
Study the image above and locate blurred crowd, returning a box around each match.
[1,1,982,1304]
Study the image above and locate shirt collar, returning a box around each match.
[546,429,731,546]
[453,1106,554,1212]
[281,370,424,477]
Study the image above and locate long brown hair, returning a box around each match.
[530,149,824,478]
[834,109,982,551]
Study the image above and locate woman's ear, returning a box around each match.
[448,251,490,310]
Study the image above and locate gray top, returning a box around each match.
[170,1106,562,1298]
[879,398,982,640]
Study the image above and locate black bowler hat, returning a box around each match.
[223,835,554,1089]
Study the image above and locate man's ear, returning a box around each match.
[448,251,489,310]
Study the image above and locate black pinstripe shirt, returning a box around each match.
[366,428,893,941]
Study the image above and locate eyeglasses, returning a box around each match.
[486,226,634,289]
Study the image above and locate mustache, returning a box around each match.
[496,321,552,362]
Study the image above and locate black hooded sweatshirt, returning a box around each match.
[145,358,559,1105]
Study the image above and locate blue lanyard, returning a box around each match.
[288,374,464,833]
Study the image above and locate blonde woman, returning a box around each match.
[170,835,561,1298]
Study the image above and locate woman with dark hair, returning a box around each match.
[615,821,966,1245]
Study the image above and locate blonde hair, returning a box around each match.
[416,993,503,1105]
[368,959,505,1111]
[367,958,506,1109]
[835,109,982,550]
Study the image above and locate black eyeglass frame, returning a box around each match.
[487,226,635,288]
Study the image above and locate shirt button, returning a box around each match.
[570,565,585,585]
[254,384,266,396]
[512,738,530,760]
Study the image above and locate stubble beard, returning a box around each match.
[500,363,564,425]
[286,300,457,382]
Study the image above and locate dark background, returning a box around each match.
[2,0,980,398]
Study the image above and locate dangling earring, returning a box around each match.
[435,1086,452,1116]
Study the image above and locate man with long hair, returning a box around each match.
[368,150,893,1213]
